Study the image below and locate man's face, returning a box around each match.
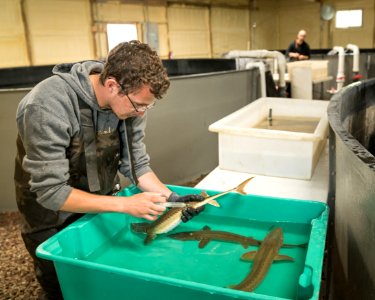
[109,83,156,120]
[297,31,306,44]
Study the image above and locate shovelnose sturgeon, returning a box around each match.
[168,226,307,249]
[131,177,253,245]
[168,225,261,248]
[229,227,294,292]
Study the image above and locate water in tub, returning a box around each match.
[254,116,320,134]
[85,214,310,299]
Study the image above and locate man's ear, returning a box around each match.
[105,78,118,94]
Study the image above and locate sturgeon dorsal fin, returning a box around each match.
[198,238,210,248]
[282,242,308,248]
[240,242,249,249]
[240,251,257,261]
[201,191,209,198]
[241,251,294,262]
[246,237,261,247]
[274,254,294,262]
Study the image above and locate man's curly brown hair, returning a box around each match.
[99,40,170,99]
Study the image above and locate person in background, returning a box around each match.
[286,29,311,62]
[14,40,204,299]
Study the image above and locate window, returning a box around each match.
[335,9,363,28]
[107,24,138,51]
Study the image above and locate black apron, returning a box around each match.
[14,98,136,299]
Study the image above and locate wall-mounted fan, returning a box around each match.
[321,3,335,21]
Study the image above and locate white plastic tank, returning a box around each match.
[209,97,329,180]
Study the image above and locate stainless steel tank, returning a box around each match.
[328,78,375,299]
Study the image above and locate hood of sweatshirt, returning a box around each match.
[52,60,104,111]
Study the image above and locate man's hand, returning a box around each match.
[168,193,205,222]
[60,189,167,221]
[120,192,167,221]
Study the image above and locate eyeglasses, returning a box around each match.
[115,81,156,112]
[126,94,156,112]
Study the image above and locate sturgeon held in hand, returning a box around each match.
[168,226,307,249]
[131,177,253,245]
[168,225,261,248]
[229,227,294,292]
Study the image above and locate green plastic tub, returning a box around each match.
[36,185,328,300]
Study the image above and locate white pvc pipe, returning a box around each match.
[346,44,360,73]
[224,50,286,89]
[328,46,345,91]
[246,62,266,98]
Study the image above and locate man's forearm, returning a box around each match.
[58,172,171,216]
[60,188,122,213]
[59,186,167,220]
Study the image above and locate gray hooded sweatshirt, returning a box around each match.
[16,60,152,211]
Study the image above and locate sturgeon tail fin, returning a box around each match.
[235,177,254,195]
[131,222,150,233]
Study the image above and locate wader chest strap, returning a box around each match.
[80,103,101,192]
[125,118,139,186]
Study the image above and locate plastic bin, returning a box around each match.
[287,60,329,82]
[36,185,328,300]
[209,97,329,179]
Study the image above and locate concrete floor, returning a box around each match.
[0,212,41,299]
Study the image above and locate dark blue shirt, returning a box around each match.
[286,41,311,62]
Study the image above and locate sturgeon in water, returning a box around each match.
[229,227,294,292]
[168,226,307,249]
[131,177,253,245]
[168,225,261,248]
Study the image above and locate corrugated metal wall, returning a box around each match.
[0,0,29,67]
[211,7,249,56]
[167,4,211,58]
[331,0,375,48]
[1,0,375,68]
[23,0,94,65]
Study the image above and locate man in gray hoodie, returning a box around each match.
[15,40,204,299]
